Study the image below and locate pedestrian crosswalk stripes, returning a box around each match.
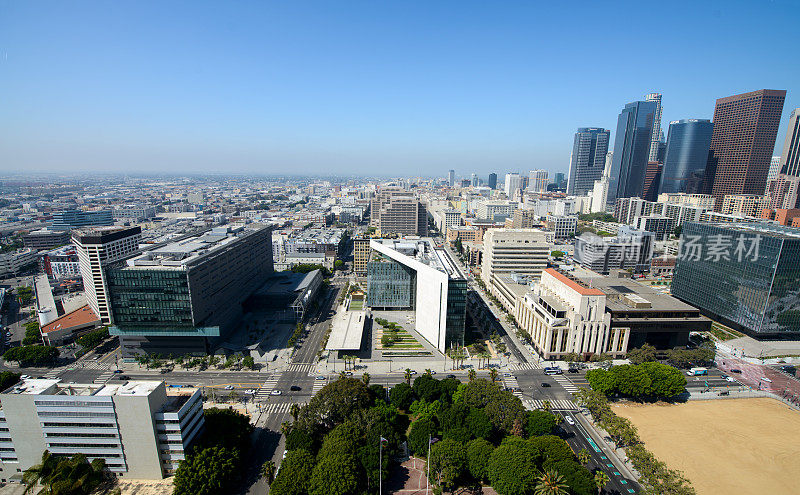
[81,361,111,371]
[288,363,315,374]
[43,369,62,379]
[255,374,282,401]
[262,402,308,415]
[552,374,579,393]
[501,375,523,399]
[508,362,542,371]
[312,378,328,395]
[524,399,578,411]
[93,371,114,384]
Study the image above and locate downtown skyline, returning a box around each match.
[1,0,799,177]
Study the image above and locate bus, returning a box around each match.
[544,367,563,376]
[687,367,707,376]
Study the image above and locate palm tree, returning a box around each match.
[262,460,277,485]
[534,468,569,495]
[280,421,291,437]
[489,368,499,384]
[22,450,58,494]
[468,369,477,382]
[404,368,413,385]
[594,471,610,494]
[339,370,347,380]
[290,403,301,422]
[362,372,371,386]
[542,400,551,412]
[578,448,591,466]
[424,368,432,377]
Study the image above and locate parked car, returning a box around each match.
[730,368,742,374]
[446,374,456,379]
[565,415,575,425]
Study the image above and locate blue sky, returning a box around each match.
[1,0,798,178]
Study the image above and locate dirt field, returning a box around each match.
[613,398,800,495]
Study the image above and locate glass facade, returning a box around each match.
[445,279,467,348]
[660,119,714,194]
[671,223,800,335]
[607,101,656,206]
[567,128,610,196]
[366,254,416,308]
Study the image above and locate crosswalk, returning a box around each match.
[262,401,308,416]
[255,374,282,401]
[43,369,62,379]
[524,399,578,411]
[502,375,524,400]
[551,374,579,393]
[80,361,111,371]
[508,362,542,371]
[93,371,114,384]
[288,363,316,375]
[312,378,328,395]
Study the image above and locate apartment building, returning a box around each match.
[481,229,551,304]
[0,380,203,481]
[353,237,371,276]
[720,194,771,217]
[476,200,517,221]
[72,227,142,325]
[370,186,427,236]
[544,215,578,239]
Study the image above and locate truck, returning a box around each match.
[687,367,708,376]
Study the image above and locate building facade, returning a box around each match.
[779,108,800,177]
[22,229,71,250]
[51,210,114,231]
[645,92,664,163]
[660,119,714,195]
[371,187,427,236]
[607,101,657,206]
[567,128,611,196]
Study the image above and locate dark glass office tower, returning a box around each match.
[660,119,714,194]
[487,173,497,189]
[672,222,800,337]
[567,128,610,196]
[607,101,656,206]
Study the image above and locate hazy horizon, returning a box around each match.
[1,0,798,178]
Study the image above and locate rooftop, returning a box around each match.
[41,304,101,334]
[326,310,367,351]
[371,238,465,279]
[544,268,604,296]
[3,379,162,397]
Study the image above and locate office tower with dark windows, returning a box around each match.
[645,93,664,162]
[672,222,800,337]
[660,119,714,195]
[471,173,478,187]
[567,128,610,196]
[51,209,114,231]
[448,169,455,187]
[705,89,786,210]
[779,108,800,177]
[554,172,566,189]
[107,226,273,356]
[607,101,657,206]
[487,173,497,189]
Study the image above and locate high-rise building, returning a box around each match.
[367,239,466,351]
[0,380,204,479]
[73,227,142,325]
[528,170,549,193]
[471,173,478,187]
[645,93,664,162]
[107,226,272,356]
[672,222,800,337]
[567,128,610,196]
[51,209,114,231]
[706,89,786,210]
[767,156,782,186]
[371,186,428,236]
[660,119,714,195]
[554,172,566,189]
[353,237,371,276]
[487,173,498,189]
[448,170,455,187]
[642,162,663,201]
[481,229,551,285]
[607,101,657,206]
[504,173,522,199]
[779,108,800,177]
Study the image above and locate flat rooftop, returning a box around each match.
[371,238,465,279]
[3,379,163,397]
[326,310,367,351]
[41,304,101,334]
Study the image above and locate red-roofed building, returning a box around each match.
[41,305,101,345]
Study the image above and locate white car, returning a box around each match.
[725,376,737,382]
[20,375,30,379]
[270,389,282,396]
[224,385,234,390]
[565,416,575,425]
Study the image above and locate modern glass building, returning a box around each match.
[672,222,800,336]
[567,128,610,196]
[367,239,467,351]
[51,209,113,231]
[660,119,714,195]
[607,101,657,206]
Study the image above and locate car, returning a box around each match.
[540,382,551,387]
[118,375,130,380]
[565,415,575,425]
[224,385,234,390]
[244,389,255,394]
[270,389,282,396]
[344,371,353,376]
[315,375,327,380]
[408,370,418,375]
[503,372,512,377]
[730,368,742,373]
[428,370,436,375]
[726,376,737,382]
[290,385,302,391]
[20,375,30,379]
[113,370,123,373]
[567,368,580,373]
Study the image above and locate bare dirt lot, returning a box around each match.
[613,398,800,495]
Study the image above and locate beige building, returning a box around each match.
[370,186,427,236]
[446,225,481,244]
[481,229,551,302]
[507,209,540,229]
[353,237,371,276]
[0,380,203,481]
[720,194,770,217]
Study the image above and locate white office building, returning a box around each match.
[481,229,551,302]
[0,380,204,481]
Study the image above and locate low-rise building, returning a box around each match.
[634,215,674,241]
[545,215,578,239]
[22,229,71,250]
[446,225,481,244]
[720,194,771,217]
[40,305,102,345]
[573,227,653,274]
[0,380,204,480]
[0,249,38,278]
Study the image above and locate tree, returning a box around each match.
[413,374,442,402]
[404,368,413,385]
[262,460,276,485]
[535,468,570,495]
[173,446,240,495]
[488,438,540,495]
[269,449,315,495]
[408,418,437,456]
[526,410,558,437]
[23,450,108,495]
[626,343,658,365]
[465,407,493,439]
[594,471,610,494]
[577,449,591,466]
[468,369,477,382]
[489,369,499,383]
[76,327,110,350]
[550,250,565,259]
[389,382,415,410]
[3,345,59,367]
[466,438,494,483]
[429,438,466,490]
[308,451,361,495]
[362,372,370,386]
[241,355,255,369]
[296,377,372,432]
[290,403,301,422]
[0,371,20,391]
[201,408,254,453]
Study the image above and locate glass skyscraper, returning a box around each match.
[672,222,800,336]
[567,128,610,196]
[607,101,656,206]
[660,119,714,194]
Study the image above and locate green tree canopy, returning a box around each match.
[173,446,240,495]
[266,449,315,495]
[466,438,494,483]
[201,407,254,453]
[389,382,415,410]
[525,410,559,437]
[429,438,467,490]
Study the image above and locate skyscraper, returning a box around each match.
[779,108,800,177]
[448,169,455,187]
[371,186,428,236]
[528,170,548,193]
[705,89,786,210]
[471,173,478,187]
[660,119,714,194]
[487,173,498,189]
[566,128,610,196]
[504,173,522,198]
[645,93,664,162]
[607,100,657,206]
[642,162,663,201]
[554,172,565,188]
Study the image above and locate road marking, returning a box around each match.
[93,371,114,384]
[255,374,282,401]
[523,399,578,411]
